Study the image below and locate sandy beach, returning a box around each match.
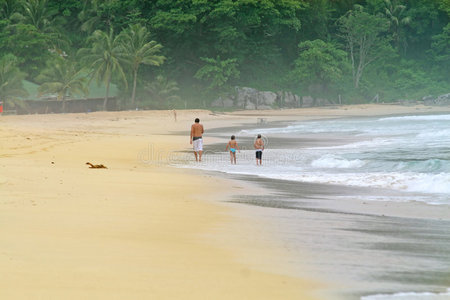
[1,104,450,299]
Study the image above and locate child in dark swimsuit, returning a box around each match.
[226,135,240,164]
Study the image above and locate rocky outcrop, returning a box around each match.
[277,91,300,107]
[210,96,234,108]
[235,87,277,109]
[210,86,335,109]
[423,93,450,106]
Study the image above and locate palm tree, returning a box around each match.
[383,0,411,53]
[0,54,28,107]
[144,75,180,108]
[194,56,240,95]
[119,24,165,107]
[78,0,116,33]
[78,28,127,110]
[14,0,68,50]
[0,0,21,20]
[36,57,88,113]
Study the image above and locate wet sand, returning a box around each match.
[225,175,450,299]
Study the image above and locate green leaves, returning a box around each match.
[0,54,28,102]
[78,28,126,110]
[118,24,165,106]
[292,40,348,98]
[338,5,393,88]
[194,56,240,93]
[36,57,87,101]
[144,75,180,108]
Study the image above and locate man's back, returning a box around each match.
[191,123,204,137]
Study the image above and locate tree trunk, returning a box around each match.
[103,77,110,111]
[62,95,66,113]
[131,68,138,107]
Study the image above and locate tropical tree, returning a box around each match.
[338,5,394,88]
[0,0,21,20]
[382,0,411,53]
[194,56,240,96]
[144,75,180,108]
[0,54,28,108]
[430,23,450,78]
[78,0,116,33]
[13,0,67,49]
[292,39,348,102]
[78,0,144,34]
[36,56,88,113]
[119,24,165,107]
[78,28,127,110]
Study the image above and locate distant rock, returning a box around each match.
[211,86,336,109]
[301,96,315,107]
[211,97,234,108]
[235,87,277,109]
[423,93,450,106]
[277,91,300,107]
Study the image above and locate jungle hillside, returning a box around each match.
[0,0,449,110]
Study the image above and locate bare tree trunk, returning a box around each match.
[103,78,110,111]
[131,68,138,107]
[62,95,66,113]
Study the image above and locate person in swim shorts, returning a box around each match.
[190,118,204,162]
[254,134,264,165]
[226,135,240,164]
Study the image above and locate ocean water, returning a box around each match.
[176,113,450,299]
[183,114,450,205]
[360,288,450,299]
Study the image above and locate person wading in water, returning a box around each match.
[190,118,204,162]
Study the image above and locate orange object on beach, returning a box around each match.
[0,101,3,114]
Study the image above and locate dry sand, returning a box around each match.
[1,104,450,299]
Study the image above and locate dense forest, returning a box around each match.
[0,0,449,110]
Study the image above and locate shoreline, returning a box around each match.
[2,104,450,299]
[189,106,450,299]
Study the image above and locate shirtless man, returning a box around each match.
[254,134,264,165]
[190,118,204,162]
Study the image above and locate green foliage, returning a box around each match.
[0,54,28,107]
[0,0,21,19]
[143,75,180,109]
[194,56,240,96]
[118,24,165,106]
[0,0,447,109]
[300,0,333,40]
[78,28,127,110]
[338,5,394,88]
[0,23,54,78]
[292,39,348,97]
[430,23,450,79]
[36,56,87,111]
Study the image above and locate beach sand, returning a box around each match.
[1,104,450,299]
[0,109,319,300]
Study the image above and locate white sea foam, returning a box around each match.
[417,129,450,139]
[270,172,450,195]
[308,138,394,150]
[311,154,366,168]
[180,113,450,205]
[378,114,450,122]
[361,288,450,299]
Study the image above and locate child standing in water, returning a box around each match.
[226,135,240,164]
[254,134,264,165]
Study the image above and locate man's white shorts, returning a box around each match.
[193,138,203,152]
